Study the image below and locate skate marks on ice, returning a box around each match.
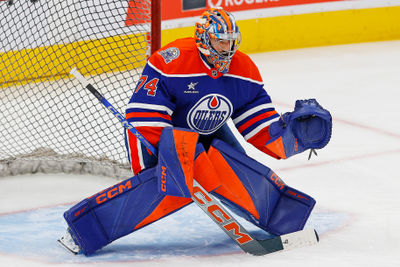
[0,203,348,263]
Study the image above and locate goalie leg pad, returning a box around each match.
[63,138,221,255]
[208,139,315,235]
[157,127,199,198]
[63,167,193,255]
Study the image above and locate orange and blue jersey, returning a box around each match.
[125,37,281,174]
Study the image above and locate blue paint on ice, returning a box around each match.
[0,204,348,263]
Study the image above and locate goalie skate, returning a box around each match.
[58,228,81,254]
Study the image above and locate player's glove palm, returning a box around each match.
[267,99,332,158]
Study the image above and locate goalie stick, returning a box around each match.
[67,67,319,256]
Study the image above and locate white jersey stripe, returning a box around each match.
[243,116,280,140]
[223,73,264,85]
[148,61,209,78]
[125,128,144,176]
[136,137,145,172]
[124,128,133,171]
[126,103,173,116]
[233,103,274,124]
[128,121,173,128]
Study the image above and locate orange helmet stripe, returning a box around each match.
[219,10,233,32]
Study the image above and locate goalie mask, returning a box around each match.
[195,8,241,74]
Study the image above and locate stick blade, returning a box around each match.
[70,68,89,87]
[256,228,319,255]
[280,228,319,251]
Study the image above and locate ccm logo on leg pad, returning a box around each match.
[161,166,167,192]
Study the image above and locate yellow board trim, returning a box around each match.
[1,6,400,87]
[161,6,400,52]
[0,34,148,88]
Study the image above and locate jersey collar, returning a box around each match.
[198,50,224,79]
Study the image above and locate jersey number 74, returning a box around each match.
[135,76,159,96]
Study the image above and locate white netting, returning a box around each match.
[0,0,154,178]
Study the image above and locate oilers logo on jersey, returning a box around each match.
[187,94,233,135]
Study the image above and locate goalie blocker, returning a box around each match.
[63,128,315,255]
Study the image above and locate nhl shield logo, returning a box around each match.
[187,94,233,135]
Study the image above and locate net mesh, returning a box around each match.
[0,0,153,177]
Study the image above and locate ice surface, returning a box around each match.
[1,40,399,266]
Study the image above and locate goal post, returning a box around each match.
[151,0,161,55]
[0,0,161,178]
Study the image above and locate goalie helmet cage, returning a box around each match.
[0,0,161,178]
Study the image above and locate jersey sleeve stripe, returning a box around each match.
[239,113,279,137]
[237,110,278,133]
[127,121,173,128]
[243,116,280,140]
[125,128,145,175]
[233,103,274,124]
[126,102,173,116]
[127,117,171,126]
[126,112,171,121]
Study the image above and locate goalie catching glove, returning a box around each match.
[265,99,332,159]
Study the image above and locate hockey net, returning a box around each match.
[0,0,161,178]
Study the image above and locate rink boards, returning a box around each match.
[1,1,400,87]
